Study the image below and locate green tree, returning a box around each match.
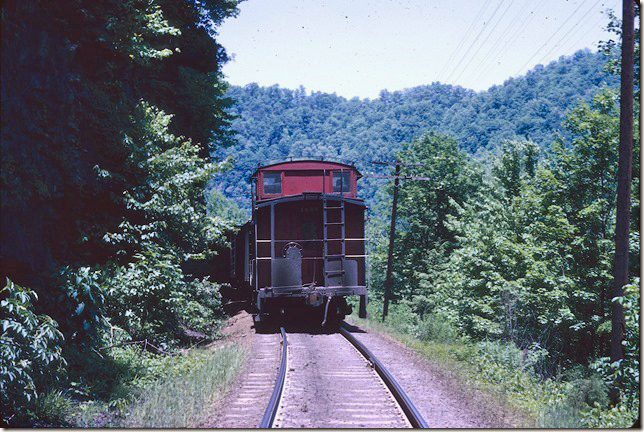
[101,103,233,344]
[413,141,578,356]
[1,0,240,421]
[541,90,621,362]
[373,132,482,304]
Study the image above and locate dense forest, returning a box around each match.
[212,49,619,210]
[1,0,639,427]
[1,0,241,426]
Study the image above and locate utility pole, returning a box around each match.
[611,0,635,366]
[382,163,401,321]
[369,161,430,321]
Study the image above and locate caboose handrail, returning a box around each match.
[255,238,366,243]
[254,194,365,208]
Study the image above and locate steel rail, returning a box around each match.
[259,327,288,428]
[339,324,429,428]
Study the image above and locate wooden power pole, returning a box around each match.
[382,163,401,321]
[369,161,431,322]
[611,0,635,365]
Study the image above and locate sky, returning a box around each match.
[217,0,623,99]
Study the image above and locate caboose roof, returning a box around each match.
[250,160,362,180]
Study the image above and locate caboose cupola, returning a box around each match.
[251,160,362,202]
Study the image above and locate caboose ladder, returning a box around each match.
[323,169,346,287]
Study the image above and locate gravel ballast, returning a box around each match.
[346,321,525,428]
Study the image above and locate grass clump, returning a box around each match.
[62,342,246,427]
[119,345,245,427]
[31,390,74,427]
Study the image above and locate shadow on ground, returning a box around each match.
[221,294,367,336]
[252,314,366,335]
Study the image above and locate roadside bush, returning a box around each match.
[477,340,526,372]
[579,282,640,427]
[591,282,640,403]
[476,340,550,378]
[561,366,609,408]
[539,372,613,428]
[386,302,418,334]
[104,246,224,347]
[58,266,105,342]
[173,277,224,338]
[1,278,66,425]
[578,398,640,428]
[365,298,416,334]
[413,313,459,343]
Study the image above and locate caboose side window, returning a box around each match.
[263,172,282,194]
[332,171,350,192]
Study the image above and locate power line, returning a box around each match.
[514,0,595,77]
[437,0,492,82]
[557,12,608,56]
[465,1,528,84]
[531,0,605,70]
[438,0,492,82]
[480,0,603,81]
[451,0,514,84]
[475,0,547,81]
[445,0,508,84]
[444,0,506,84]
[557,1,620,56]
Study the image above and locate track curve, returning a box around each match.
[340,324,429,428]
[258,327,287,428]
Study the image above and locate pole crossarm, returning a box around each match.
[363,173,434,181]
[372,161,426,167]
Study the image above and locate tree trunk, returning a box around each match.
[610,0,635,402]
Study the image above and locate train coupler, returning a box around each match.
[306,291,324,307]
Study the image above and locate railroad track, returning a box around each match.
[259,323,428,428]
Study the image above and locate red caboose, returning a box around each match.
[230,160,368,325]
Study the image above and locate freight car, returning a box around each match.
[228,160,368,326]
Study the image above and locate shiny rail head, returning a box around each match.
[259,327,288,428]
[339,323,429,429]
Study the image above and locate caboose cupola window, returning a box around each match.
[263,172,282,194]
[332,171,350,193]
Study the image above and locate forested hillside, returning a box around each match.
[213,49,618,209]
